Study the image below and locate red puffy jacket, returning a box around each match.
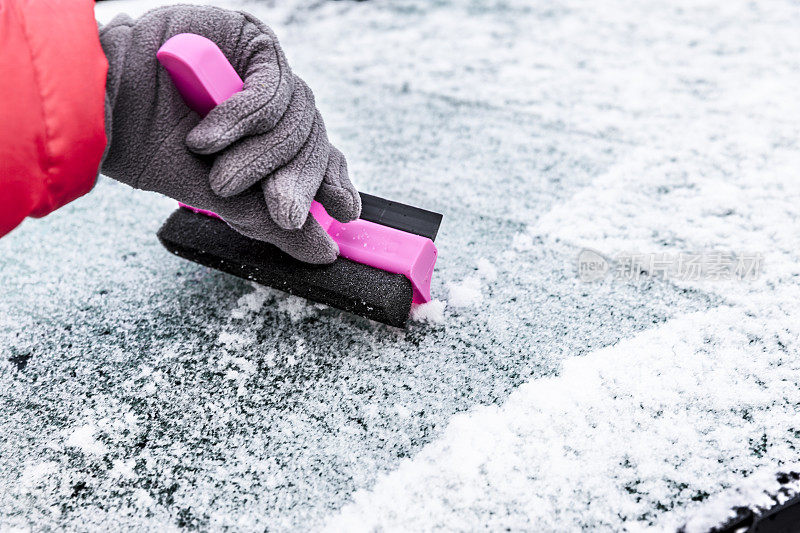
[0,0,107,237]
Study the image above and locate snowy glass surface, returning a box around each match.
[2,0,800,530]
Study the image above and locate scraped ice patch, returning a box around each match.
[410,299,446,324]
[447,277,482,308]
[65,425,107,456]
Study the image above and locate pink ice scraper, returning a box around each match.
[155,34,442,327]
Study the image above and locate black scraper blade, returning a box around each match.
[157,193,443,327]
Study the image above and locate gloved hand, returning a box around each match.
[99,6,360,264]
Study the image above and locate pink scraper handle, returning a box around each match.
[157,34,436,303]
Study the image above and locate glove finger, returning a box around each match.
[262,111,331,230]
[315,146,361,223]
[219,190,339,264]
[208,77,316,198]
[185,23,294,154]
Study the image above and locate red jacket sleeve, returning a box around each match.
[0,0,108,237]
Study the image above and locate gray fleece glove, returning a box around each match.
[99,6,360,264]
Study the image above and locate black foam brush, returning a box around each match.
[158,194,442,327]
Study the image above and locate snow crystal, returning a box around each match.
[512,232,534,252]
[223,370,241,381]
[18,462,58,488]
[393,404,412,419]
[65,425,107,456]
[475,258,497,282]
[285,338,305,367]
[410,300,446,324]
[276,295,317,323]
[230,283,270,319]
[218,331,255,349]
[229,357,256,376]
[109,459,136,480]
[447,277,482,308]
[133,489,154,509]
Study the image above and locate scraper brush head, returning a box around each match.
[157,193,442,328]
